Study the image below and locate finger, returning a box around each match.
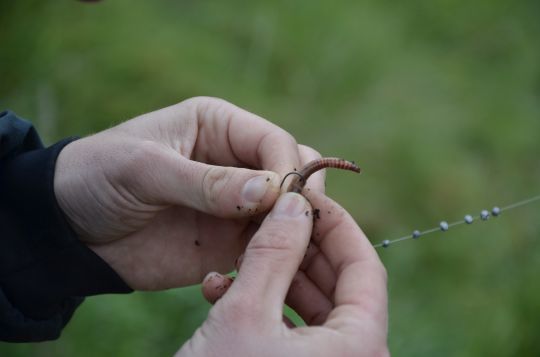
[286,270,333,326]
[300,243,336,300]
[202,272,234,304]
[307,192,388,331]
[232,224,335,328]
[202,271,299,329]
[189,97,302,177]
[137,148,282,217]
[297,145,325,194]
[224,192,313,321]
[248,144,324,224]
[116,97,303,177]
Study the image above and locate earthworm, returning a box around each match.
[280,157,361,193]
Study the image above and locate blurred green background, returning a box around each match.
[1,0,539,356]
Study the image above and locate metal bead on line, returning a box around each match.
[372,194,540,249]
[480,210,490,221]
[440,221,449,231]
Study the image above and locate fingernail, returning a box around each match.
[203,272,223,284]
[242,175,272,204]
[272,192,306,218]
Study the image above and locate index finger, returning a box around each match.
[191,97,302,177]
[308,191,388,331]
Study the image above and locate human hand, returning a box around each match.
[53,97,323,290]
[177,191,388,357]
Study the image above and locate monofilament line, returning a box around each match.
[373,194,540,249]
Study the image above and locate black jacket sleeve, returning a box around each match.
[0,111,132,343]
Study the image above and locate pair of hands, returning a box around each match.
[54,97,388,356]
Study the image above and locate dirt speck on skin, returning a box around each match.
[236,205,241,211]
[313,208,321,220]
[305,210,310,216]
[266,177,270,182]
[327,211,331,214]
[195,240,201,246]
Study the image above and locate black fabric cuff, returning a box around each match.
[1,111,132,342]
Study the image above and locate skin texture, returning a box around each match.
[54,97,321,290]
[53,97,388,355]
[185,192,389,357]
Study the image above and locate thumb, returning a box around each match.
[138,151,281,217]
[224,192,313,320]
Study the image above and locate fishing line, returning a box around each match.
[373,194,540,249]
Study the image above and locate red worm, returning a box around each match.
[281,157,361,193]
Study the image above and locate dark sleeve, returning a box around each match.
[0,111,132,343]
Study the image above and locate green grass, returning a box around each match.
[1,1,540,355]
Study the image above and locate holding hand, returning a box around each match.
[54,97,323,290]
[53,96,388,356]
[178,191,389,357]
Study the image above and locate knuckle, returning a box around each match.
[263,128,297,149]
[259,130,298,165]
[181,96,222,107]
[201,167,231,208]
[300,144,322,161]
[280,130,298,148]
[188,96,232,119]
[249,227,295,253]
[192,95,227,105]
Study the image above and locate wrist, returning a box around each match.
[1,134,132,317]
[53,140,89,239]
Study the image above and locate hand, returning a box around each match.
[53,97,323,290]
[176,191,388,357]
